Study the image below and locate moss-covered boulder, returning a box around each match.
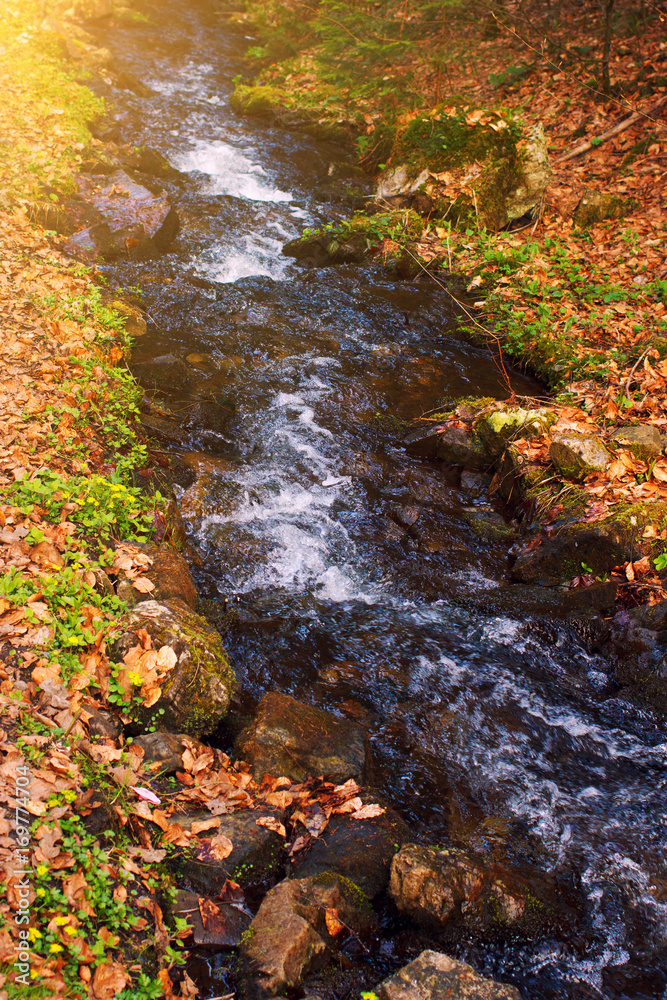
[108,600,234,737]
[389,844,579,941]
[610,424,663,462]
[573,189,638,228]
[549,432,611,481]
[376,113,551,230]
[474,405,556,458]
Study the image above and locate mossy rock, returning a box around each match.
[377,115,551,231]
[283,209,424,269]
[108,599,235,737]
[229,83,352,144]
[474,405,556,457]
[511,502,667,586]
[229,83,285,115]
[573,189,639,228]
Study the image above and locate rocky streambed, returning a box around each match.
[52,0,667,997]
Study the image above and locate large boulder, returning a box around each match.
[235,693,372,784]
[108,600,234,737]
[377,951,521,1000]
[389,844,577,940]
[64,170,179,261]
[376,114,551,230]
[240,874,375,998]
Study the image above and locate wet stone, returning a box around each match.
[169,808,285,896]
[235,692,372,784]
[131,354,193,395]
[389,843,578,940]
[132,732,206,776]
[377,951,521,1000]
[287,792,410,898]
[240,874,376,998]
[171,889,251,949]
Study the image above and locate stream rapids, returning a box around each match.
[91,2,667,997]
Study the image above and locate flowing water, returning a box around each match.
[92,3,667,996]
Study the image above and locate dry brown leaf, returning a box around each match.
[92,962,130,1000]
[351,803,385,820]
[256,815,287,837]
[325,907,345,937]
[131,577,155,593]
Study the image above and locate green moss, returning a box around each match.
[310,871,373,914]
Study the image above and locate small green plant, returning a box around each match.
[654,551,667,572]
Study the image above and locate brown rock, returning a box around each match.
[171,889,251,948]
[390,844,577,940]
[168,809,284,895]
[378,951,521,1000]
[240,875,375,997]
[114,543,198,611]
[235,692,371,784]
[132,731,206,776]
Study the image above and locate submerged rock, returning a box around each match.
[109,600,234,737]
[240,874,375,997]
[235,692,372,784]
[131,354,193,394]
[377,951,521,1000]
[549,432,611,481]
[389,843,576,940]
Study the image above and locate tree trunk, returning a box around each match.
[601,0,615,97]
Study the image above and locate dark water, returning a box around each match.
[91,3,667,997]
